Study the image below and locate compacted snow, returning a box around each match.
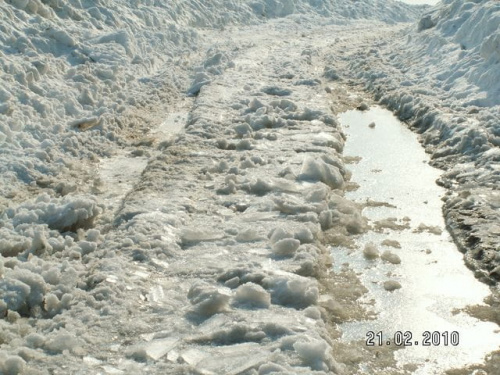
[1,0,500,374]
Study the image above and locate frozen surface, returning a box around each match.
[1,0,499,373]
[337,107,500,374]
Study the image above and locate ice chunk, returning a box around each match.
[233,123,253,137]
[305,183,330,203]
[258,363,288,374]
[383,280,402,291]
[224,277,240,289]
[236,139,253,150]
[261,86,292,96]
[44,333,81,354]
[247,98,265,112]
[319,210,334,230]
[0,278,31,312]
[357,102,369,111]
[294,227,314,243]
[44,293,61,314]
[304,306,322,320]
[293,339,330,371]
[188,282,231,316]
[25,333,45,349]
[187,72,211,96]
[418,14,436,31]
[269,228,293,244]
[298,157,344,189]
[414,223,443,235]
[197,343,268,374]
[272,238,300,257]
[247,178,273,195]
[179,348,209,366]
[381,239,401,248]
[233,283,271,308]
[180,228,224,244]
[46,28,76,47]
[0,355,25,375]
[10,0,29,10]
[1,268,48,314]
[363,243,380,260]
[11,194,102,232]
[235,229,263,243]
[126,338,178,362]
[0,229,31,257]
[265,275,318,308]
[381,250,401,264]
[147,285,165,304]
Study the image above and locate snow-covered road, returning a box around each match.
[2,1,500,374]
[92,21,364,374]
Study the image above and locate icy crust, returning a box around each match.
[0,0,200,209]
[0,22,370,373]
[0,193,103,321]
[344,0,500,284]
[103,30,364,373]
[0,0,423,210]
[0,1,423,373]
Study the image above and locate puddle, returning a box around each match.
[336,106,500,374]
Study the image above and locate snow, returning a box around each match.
[298,157,345,189]
[233,282,271,308]
[2,0,500,373]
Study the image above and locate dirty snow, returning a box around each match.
[1,0,500,374]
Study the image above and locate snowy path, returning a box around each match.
[72,21,365,374]
[91,21,500,374]
[2,13,499,375]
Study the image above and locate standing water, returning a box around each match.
[335,106,500,374]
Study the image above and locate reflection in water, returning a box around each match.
[336,107,500,374]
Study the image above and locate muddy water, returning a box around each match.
[335,106,500,374]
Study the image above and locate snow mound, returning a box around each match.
[188,281,232,316]
[298,157,344,189]
[6,194,102,232]
[233,283,271,309]
[264,274,319,309]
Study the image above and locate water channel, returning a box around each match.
[335,106,500,374]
